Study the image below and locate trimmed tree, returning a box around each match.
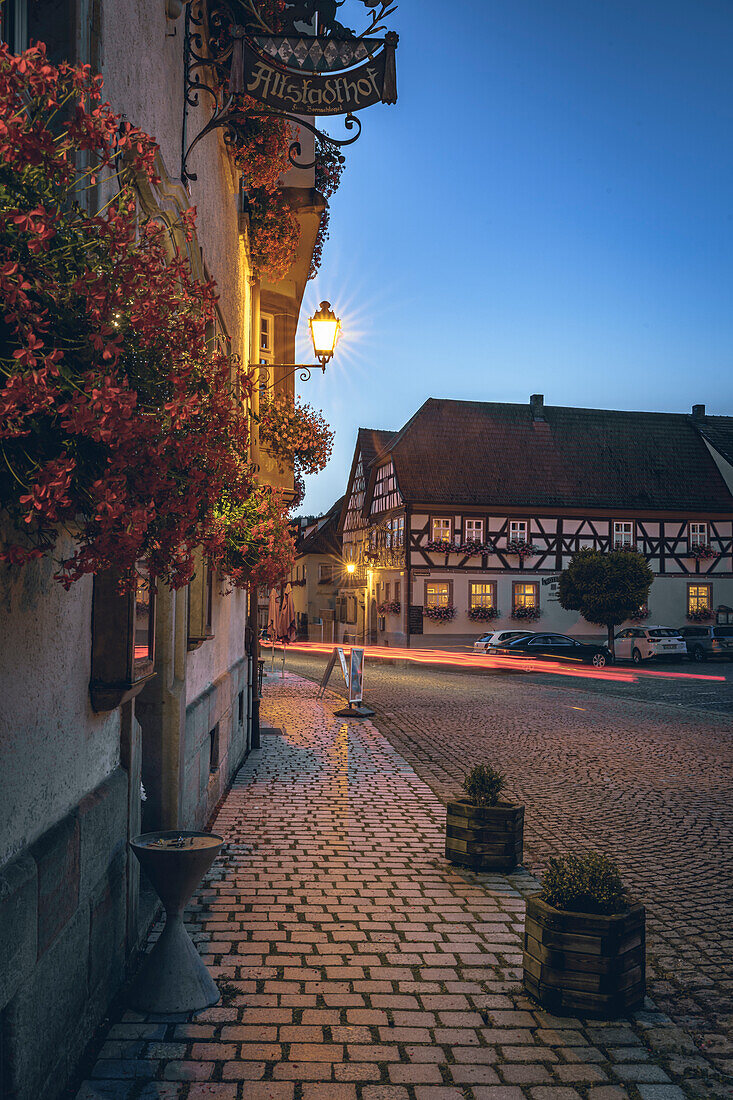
[558,549,654,655]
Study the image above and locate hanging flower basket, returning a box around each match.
[689,544,719,560]
[506,539,539,560]
[512,605,541,621]
[424,604,456,623]
[468,606,501,622]
[687,607,715,622]
[377,601,400,616]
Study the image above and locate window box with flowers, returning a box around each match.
[512,605,542,621]
[377,600,401,616]
[424,605,456,623]
[468,606,501,622]
[426,538,453,554]
[459,539,494,557]
[506,539,539,560]
[688,607,715,622]
[689,544,719,561]
[629,605,650,623]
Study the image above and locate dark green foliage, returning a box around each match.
[541,852,628,915]
[558,549,654,649]
[462,764,506,807]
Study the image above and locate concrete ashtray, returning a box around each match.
[128,830,223,1013]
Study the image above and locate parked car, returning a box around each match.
[492,633,613,667]
[614,627,686,663]
[678,624,733,662]
[473,629,531,652]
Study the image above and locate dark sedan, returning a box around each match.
[492,632,613,667]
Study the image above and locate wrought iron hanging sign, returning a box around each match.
[182,0,399,183]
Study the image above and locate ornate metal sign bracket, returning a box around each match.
[181,0,397,184]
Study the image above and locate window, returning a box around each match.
[209,724,220,773]
[431,518,451,542]
[465,519,484,542]
[134,569,154,664]
[470,582,495,609]
[318,563,334,583]
[513,581,538,609]
[384,582,390,601]
[426,581,451,608]
[688,584,711,616]
[613,521,634,548]
[393,515,405,547]
[260,313,274,359]
[509,520,528,541]
[393,578,400,601]
[689,522,708,548]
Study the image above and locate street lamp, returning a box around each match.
[257,301,342,391]
[309,301,341,370]
[346,562,356,575]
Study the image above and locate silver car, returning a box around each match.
[679,625,733,662]
[473,629,531,652]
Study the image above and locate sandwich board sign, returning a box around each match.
[317,646,374,717]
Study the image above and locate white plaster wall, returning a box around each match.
[186,588,248,707]
[0,531,120,868]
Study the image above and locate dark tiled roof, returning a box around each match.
[296,496,344,557]
[358,427,395,468]
[385,399,733,512]
[698,417,733,470]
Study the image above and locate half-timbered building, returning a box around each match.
[337,396,733,646]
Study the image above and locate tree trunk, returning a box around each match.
[607,623,615,656]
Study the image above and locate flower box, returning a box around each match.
[458,539,494,557]
[512,605,541,621]
[523,895,646,1018]
[425,538,453,554]
[689,544,719,560]
[687,608,714,622]
[446,798,524,872]
[468,606,501,622]
[506,539,539,560]
[424,604,456,623]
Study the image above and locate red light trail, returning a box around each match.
[261,641,725,684]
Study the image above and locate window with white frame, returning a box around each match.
[509,520,528,541]
[465,519,484,543]
[613,521,634,548]
[431,517,451,542]
[689,522,708,548]
[470,582,495,609]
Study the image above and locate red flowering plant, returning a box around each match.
[0,43,292,592]
[687,607,714,623]
[468,605,500,622]
[259,394,334,476]
[377,600,400,615]
[425,538,453,553]
[506,539,538,560]
[458,538,494,556]
[205,486,295,592]
[511,604,541,621]
[424,604,456,623]
[689,543,719,561]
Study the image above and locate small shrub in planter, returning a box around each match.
[445,765,524,872]
[523,852,646,1018]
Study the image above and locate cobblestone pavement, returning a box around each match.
[279,653,733,1089]
[75,674,729,1100]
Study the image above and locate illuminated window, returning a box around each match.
[431,518,451,541]
[513,582,538,610]
[689,522,708,548]
[134,569,154,664]
[470,582,495,609]
[465,519,484,542]
[688,584,711,615]
[613,521,634,547]
[426,581,450,608]
[509,520,528,541]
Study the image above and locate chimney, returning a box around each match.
[691,403,706,420]
[530,393,545,421]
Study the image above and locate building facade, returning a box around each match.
[338,397,733,648]
[290,497,344,641]
[0,4,324,1098]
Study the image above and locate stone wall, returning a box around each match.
[0,768,130,1100]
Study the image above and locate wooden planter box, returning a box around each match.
[523,894,646,1018]
[445,799,524,871]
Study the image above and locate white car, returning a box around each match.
[614,626,687,663]
[473,629,531,652]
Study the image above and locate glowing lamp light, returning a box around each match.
[309,301,341,369]
[346,562,356,575]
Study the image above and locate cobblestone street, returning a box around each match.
[279,653,733,1086]
[75,673,729,1100]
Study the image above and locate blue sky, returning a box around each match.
[295,0,733,515]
